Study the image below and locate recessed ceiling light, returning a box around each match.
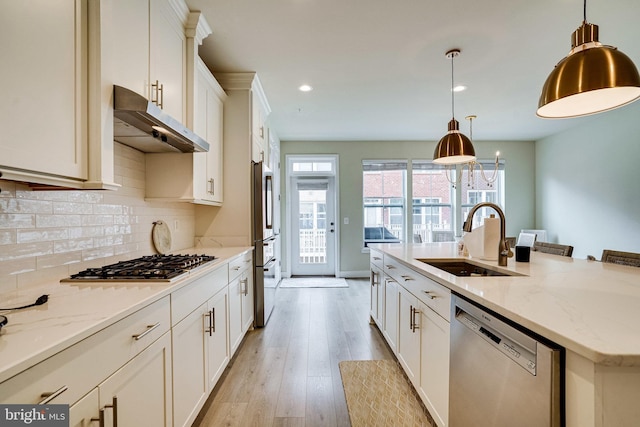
[453,85,467,92]
[299,84,313,92]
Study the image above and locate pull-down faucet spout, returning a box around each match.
[463,202,513,266]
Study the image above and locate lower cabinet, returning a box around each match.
[383,276,398,353]
[69,388,99,427]
[229,270,252,355]
[370,265,384,327]
[98,332,173,427]
[397,285,421,387]
[419,303,450,427]
[370,254,451,427]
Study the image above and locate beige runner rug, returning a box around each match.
[338,360,434,427]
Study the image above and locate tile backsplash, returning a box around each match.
[0,143,196,293]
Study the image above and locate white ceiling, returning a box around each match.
[185,0,640,142]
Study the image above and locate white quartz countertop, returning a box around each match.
[0,246,252,384]
[370,243,640,367]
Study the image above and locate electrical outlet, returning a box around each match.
[344,217,349,225]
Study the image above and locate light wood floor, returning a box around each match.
[193,278,394,427]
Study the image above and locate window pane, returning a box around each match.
[362,162,406,245]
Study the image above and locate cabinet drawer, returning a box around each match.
[370,249,384,270]
[228,250,252,282]
[0,296,170,405]
[383,257,451,321]
[171,265,228,325]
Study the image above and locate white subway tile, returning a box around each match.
[36,214,82,228]
[54,238,94,254]
[53,201,93,215]
[17,229,69,243]
[0,214,35,229]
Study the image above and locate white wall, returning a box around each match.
[535,101,640,259]
[280,139,536,276]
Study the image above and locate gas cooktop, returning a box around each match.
[63,254,217,282]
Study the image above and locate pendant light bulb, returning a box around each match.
[537,0,640,118]
[433,49,476,165]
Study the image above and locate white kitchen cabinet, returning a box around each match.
[197,73,272,246]
[370,265,384,328]
[69,388,99,427]
[0,0,86,182]
[98,331,173,427]
[170,264,228,427]
[145,57,226,205]
[206,288,229,390]
[383,276,398,353]
[418,302,450,427]
[0,0,119,189]
[110,0,188,122]
[229,269,253,355]
[397,285,421,388]
[251,83,270,164]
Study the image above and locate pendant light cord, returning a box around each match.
[583,0,587,23]
[450,53,455,118]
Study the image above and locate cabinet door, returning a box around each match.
[228,276,244,355]
[0,0,86,180]
[419,305,450,427]
[206,289,229,390]
[110,0,149,97]
[172,304,208,427]
[150,0,186,121]
[99,332,173,427]
[69,388,99,427]
[370,267,379,324]
[240,270,254,332]
[383,277,398,353]
[397,286,420,387]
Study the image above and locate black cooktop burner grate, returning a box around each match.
[66,254,217,281]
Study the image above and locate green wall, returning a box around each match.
[535,101,640,259]
[280,139,536,276]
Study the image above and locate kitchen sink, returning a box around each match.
[417,259,524,277]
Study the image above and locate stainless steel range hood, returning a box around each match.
[113,85,209,153]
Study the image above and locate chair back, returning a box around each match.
[533,241,573,257]
[601,250,640,267]
[432,230,454,242]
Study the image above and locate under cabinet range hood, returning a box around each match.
[113,85,209,153]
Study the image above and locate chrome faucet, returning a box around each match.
[462,202,513,266]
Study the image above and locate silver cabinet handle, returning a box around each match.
[92,409,105,427]
[105,396,118,427]
[132,323,160,341]
[401,275,414,281]
[211,308,216,333]
[240,278,248,296]
[205,310,213,337]
[409,305,413,330]
[412,307,420,333]
[39,385,68,404]
[422,290,437,300]
[232,266,241,271]
[385,264,395,270]
[208,178,214,195]
[373,256,382,260]
[151,80,163,109]
[370,270,377,287]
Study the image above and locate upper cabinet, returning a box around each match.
[110,0,188,121]
[0,0,118,189]
[250,77,272,164]
[145,12,227,206]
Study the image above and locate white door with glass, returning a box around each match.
[289,158,337,276]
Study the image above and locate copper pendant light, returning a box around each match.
[433,49,476,165]
[537,0,640,118]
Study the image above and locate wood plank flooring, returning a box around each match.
[193,279,394,427]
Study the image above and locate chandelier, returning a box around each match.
[444,115,500,189]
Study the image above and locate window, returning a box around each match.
[363,159,505,247]
[363,161,407,246]
[460,160,505,228]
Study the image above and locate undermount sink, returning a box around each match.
[417,259,523,277]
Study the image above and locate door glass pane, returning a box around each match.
[298,189,327,264]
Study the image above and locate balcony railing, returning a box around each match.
[299,229,326,264]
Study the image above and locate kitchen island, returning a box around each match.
[370,242,640,427]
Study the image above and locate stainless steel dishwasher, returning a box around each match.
[449,295,563,427]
